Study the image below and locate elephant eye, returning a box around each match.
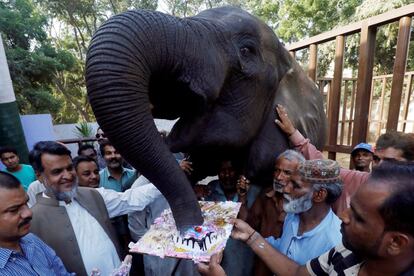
[240,47,251,57]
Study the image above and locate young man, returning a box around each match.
[0,172,71,275]
[199,161,414,276]
[29,141,161,276]
[0,147,36,191]
[73,156,100,188]
[351,143,374,172]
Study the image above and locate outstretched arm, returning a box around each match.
[231,218,310,276]
[275,104,324,160]
[97,184,162,218]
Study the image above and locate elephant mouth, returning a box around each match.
[148,71,208,120]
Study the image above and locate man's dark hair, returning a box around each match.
[77,144,96,156]
[370,161,414,237]
[0,171,21,189]
[99,140,113,157]
[0,146,18,157]
[73,155,99,171]
[376,132,414,161]
[29,141,72,173]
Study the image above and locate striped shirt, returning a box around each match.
[0,233,73,276]
[306,243,414,276]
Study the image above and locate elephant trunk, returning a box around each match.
[86,10,203,230]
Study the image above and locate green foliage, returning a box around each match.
[73,121,93,138]
[0,0,74,119]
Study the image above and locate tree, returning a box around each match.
[0,0,75,119]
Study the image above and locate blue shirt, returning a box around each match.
[205,180,261,208]
[0,233,73,275]
[266,208,342,265]
[99,167,137,192]
[2,164,36,191]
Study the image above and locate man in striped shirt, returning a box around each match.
[199,161,414,276]
[0,172,72,275]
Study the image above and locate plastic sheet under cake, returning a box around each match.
[129,201,241,262]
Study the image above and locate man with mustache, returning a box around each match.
[247,149,303,276]
[99,140,137,192]
[28,141,161,276]
[199,161,414,276]
[0,172,72,275]
[265,159,343,264]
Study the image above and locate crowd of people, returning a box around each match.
[1,104,414,276]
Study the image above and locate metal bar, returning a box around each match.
[308,44,318,81]
[352,23,376,145]
[328,35,345,160]
[286,4,414,51]
[386,16,412,131]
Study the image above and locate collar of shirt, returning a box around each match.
[289,208,335,239]
[0,235,34,268]
[103,167,127,180]
[210,181,238,202]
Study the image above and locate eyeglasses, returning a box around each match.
[95,133,106,139]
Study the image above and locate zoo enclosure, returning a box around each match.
[286,4,414,160]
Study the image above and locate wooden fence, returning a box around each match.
[286,4,414,160]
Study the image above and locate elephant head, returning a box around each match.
[85,7,326,231]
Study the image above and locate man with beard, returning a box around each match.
[99,140,137,192]
[0,172,72,275]
[265,159,343,264]
[28,141,161,276]
[199,161,414,276]
[351,143,374,172]
[246,149,303,276]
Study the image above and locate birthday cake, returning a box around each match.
[130,201,241,262]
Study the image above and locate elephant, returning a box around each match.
[85,6,326,232]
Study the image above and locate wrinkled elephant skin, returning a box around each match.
[85,7,326,231]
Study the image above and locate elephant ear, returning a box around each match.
[246,55,326,184]
[274,59,327,149]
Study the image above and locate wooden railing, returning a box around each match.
[287,4,414,159]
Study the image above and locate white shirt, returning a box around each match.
[41,183,161,274]
[27,180,46,207]
[128,176,169,241]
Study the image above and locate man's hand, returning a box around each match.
[179,160,193,175]
[236,176,250,198]
[197,252,226,276]
[275,104,296,136]
[231,218,255,242]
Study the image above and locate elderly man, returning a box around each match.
[265,159,342,264]
[0,172,72,275]
[199,161,414,276]
[275,104,414,215]
[0,147,36,191]
[247,149,304,276]
[29,141,161,276]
